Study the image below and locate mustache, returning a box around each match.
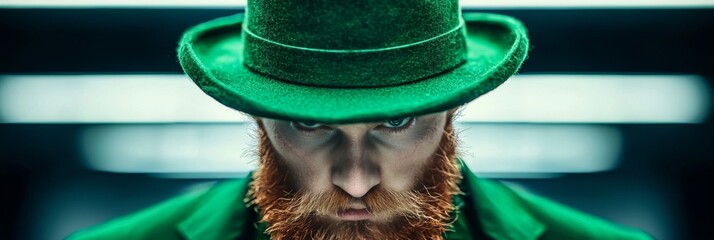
[291,185,425,220]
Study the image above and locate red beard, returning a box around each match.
[248,114,461,240]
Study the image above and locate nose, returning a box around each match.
[333,164,380,198]
[331,132,380,198]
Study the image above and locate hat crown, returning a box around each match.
[245,0,461,50]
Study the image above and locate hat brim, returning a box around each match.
[178,12,529,124]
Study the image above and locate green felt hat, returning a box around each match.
[178,0,529,124]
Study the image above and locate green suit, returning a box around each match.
[68,161,652,240]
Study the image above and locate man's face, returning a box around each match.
[251,110,460,239]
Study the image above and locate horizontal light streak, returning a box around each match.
[81,124,258,173]
[461,74,710,123]
[0,75,252,123]
[0,74,708,123]
[1,0,713,8]
[80,124,622,178]
[457,124,622,173]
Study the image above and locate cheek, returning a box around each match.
[266,126,334,192]
[378,124,444,191]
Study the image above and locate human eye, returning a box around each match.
[290,121,327,133]
[379,117,415,133]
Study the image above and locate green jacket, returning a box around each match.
[68,162,653,240]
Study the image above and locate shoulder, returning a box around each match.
[477,179,654,240]
[66,178,250,240]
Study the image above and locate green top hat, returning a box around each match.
[178,0,529,124]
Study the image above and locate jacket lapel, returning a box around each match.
[177,177,253,240]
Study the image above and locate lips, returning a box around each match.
[338,208,373,221]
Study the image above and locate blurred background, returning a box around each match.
[1,1,713,239]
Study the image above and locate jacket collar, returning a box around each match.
[459,159,546,240]
[177,160,546,240]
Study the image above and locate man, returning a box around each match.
[70,0,653,239]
